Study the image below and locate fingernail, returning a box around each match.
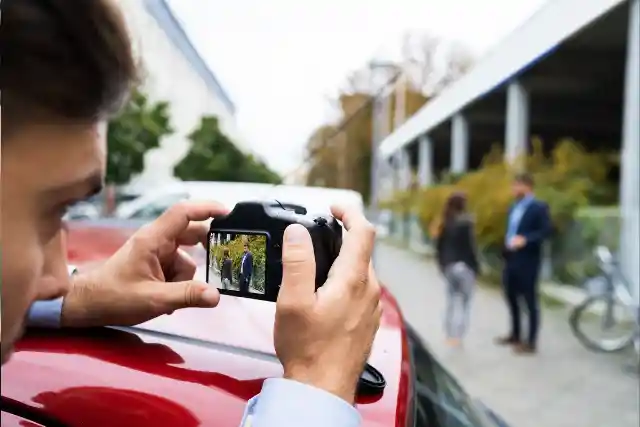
[201,289,219,305]
[285,224,307,243]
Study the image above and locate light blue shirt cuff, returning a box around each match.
[240,378,360,427]
[25,265,76,329]
[26,297,64,328]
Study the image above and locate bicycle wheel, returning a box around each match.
[570,293,639,353]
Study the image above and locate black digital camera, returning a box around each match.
[206,201,343,302]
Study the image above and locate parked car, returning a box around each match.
[113,181,364,221]
[1,183,511,427]
[65,182,364,270]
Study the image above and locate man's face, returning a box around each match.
[1,122,106,364]
[244,245,249,253]
[511,181,530,199]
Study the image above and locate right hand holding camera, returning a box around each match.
[275,206,382,404]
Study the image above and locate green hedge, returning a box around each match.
[381,139,620,285]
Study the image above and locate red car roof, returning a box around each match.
[2,219,412,426]
[1,288,411,427]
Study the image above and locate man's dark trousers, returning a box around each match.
[503,255,541,346]
[239,251,253,293]
[239,274,250,293]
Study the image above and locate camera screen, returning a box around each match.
[208,232,267,295]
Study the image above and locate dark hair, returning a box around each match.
[1,0,138,135]
[514,172,535,188]
[443,192,467,225]
[223,248,230,257]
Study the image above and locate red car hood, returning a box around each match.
[2,220,411,427]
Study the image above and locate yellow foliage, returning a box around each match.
[306,89,428,201]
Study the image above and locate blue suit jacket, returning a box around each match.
[241,251,253,280]
[503,199,552,273]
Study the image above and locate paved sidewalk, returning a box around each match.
[376,242,639,427]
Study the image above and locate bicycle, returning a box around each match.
[569,246,640,358]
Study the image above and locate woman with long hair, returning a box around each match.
[435,192,480,347]
[220,248,233,290]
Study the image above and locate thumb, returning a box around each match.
[279,224,316,306]
[162,281,220,311]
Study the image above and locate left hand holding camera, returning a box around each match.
[61,202,228,327]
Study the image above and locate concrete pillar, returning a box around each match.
[402,147,414,241]
[620,0,640,299]
[394,148,411,190]
[451,114,469,173]
[378,158,393,202]
[391,151,401,193]
[418,135,434,187]
[505,81,530,165]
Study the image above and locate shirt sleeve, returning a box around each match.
[25,265,77,329]
[240,378,361,427]
[26,297,64,328]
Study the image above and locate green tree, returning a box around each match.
[303,31,473,199]
[304,90,429,202]
[240,154,283,184]
[174,116,281,184]
[305,125,340,188]
[107,90,173,185]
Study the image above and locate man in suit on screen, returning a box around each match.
[239,243,254,293]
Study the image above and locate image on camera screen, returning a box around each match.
[208,232,267,295]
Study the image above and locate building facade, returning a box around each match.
[118,0,245,191]
[377,0,639,298]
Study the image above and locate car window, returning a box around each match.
[407,325,489,427]
[128,193,189,220]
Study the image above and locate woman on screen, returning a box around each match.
[220,248,233,290]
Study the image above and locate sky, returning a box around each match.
[167,0,548,177]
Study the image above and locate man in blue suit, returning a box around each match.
[239,243,254,293]
[496,173,552,354]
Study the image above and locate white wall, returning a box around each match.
[118,1,246,191]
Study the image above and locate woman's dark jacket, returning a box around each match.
[221,258,233,280]
[435,214,480,274]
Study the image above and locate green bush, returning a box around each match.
[551,206,620,284]
[380,139,619,281]
[383,139,616,246]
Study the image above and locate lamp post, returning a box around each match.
[368,61,402,264]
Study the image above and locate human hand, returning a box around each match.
[274,206,382,404]
[508,235,527,250]
[60,202,228,327]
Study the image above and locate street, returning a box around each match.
[376,242,639,427]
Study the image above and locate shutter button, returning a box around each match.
[314,217,327,226]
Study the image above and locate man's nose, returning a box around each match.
[36,228,72,301]
[36,252,72,301]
